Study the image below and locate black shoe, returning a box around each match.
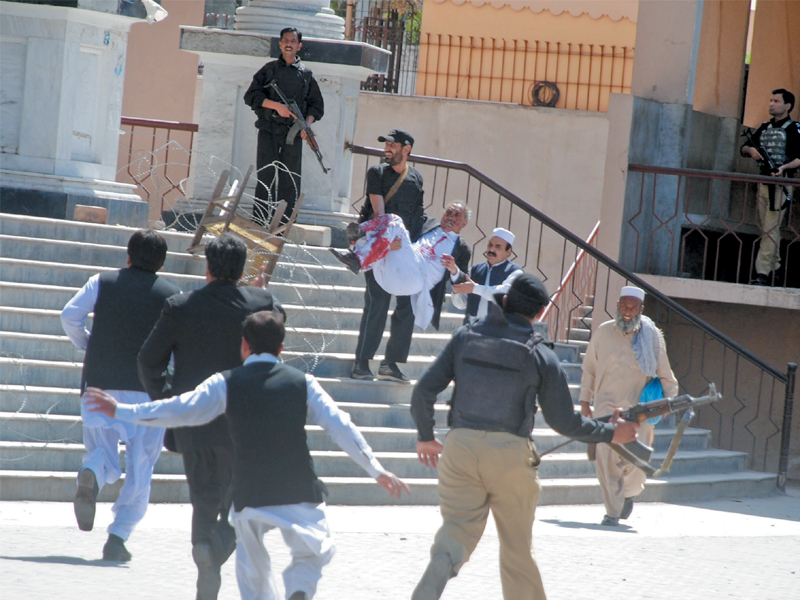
[102,534,132,562]
[193,542,221,600]
[620,497,634,520]
[73,468,98,532]
[329,247,361,274]
[351,360,374,380]
[288,592,308,600]
[749,273,772,286]
[600,515,620,527]
[346,222,366,244]
[377,362,410,384]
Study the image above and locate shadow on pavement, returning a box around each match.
[538,519,637,533]
[668,487,800,522]
[0,555,127,567]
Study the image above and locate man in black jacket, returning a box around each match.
[138,234,283,600]
[352,202,471,383]
[61,230,180,562]
[410,274,639,599]
[243,27,324,226]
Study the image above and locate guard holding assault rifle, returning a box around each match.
[244,26,326,227]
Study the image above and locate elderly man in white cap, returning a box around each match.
[579,285,678,526]
[451,227,523,322]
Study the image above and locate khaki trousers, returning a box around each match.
[595,423,654,518]
[754,184,788,276]
[429,428,547,600]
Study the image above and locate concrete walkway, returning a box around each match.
[1,486,798,600]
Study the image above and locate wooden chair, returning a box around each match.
[187,167,304,285]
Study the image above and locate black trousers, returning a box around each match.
[182,445,234,549]
[354,270,414,364]
[254,128,302,226]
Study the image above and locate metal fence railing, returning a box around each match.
[348,143,795,487]
[117,117,199,222]
[416,35,633,111]
[625,165,800,288]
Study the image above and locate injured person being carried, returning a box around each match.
[331,203,471,330]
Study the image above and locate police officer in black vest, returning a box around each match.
[452,227,523,322]
[244,27,324,226]
[86,310,409,600]
[410,273,639,599]
[61,230,180,562]
[138,234,283,600]
[741,88,800,286]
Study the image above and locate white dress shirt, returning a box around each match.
[451,260,523,318]
[110,353,385,478]
[61,274,102,350]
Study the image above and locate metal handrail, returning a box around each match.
[347,143,788,383]
[541,220,600,322]
[629,163,798,187]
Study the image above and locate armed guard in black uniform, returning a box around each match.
[243,27,324,226]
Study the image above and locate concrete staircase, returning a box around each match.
[0,213,776,506]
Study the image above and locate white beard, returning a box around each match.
[614,308,641,334]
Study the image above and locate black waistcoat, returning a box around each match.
[223,361,325,511]
[83,268,178,391]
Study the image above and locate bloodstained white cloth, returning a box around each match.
[352,214,458,329]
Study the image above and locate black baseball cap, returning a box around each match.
[378,129,414,146]
[506,273,550,315]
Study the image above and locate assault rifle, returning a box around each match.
[266,81,329,174]
[741,128,792,208]
[599,383,721,477]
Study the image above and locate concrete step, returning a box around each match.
[0,213,343,266]
[281,350,584,382]
[0,468,775,506]
[0,439,743,480]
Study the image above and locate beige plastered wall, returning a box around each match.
[417,1,637,110]
[352,92,609,284]
[116,0,204,221]
[120,0,203,122]
[743,0,800,127]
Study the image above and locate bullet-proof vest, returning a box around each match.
[449,323,545,437]
[760,120,793,169]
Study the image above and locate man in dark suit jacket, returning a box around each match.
[352,202,471,383]
[138,234,283,600]
[452,227,523,323]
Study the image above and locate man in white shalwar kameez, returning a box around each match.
[83,310,409,600]
[579,286,678,526]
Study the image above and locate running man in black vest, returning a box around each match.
[61,230,181,561]
[85,310,409,600]
[740,88,800,286]
[451,227,523,322]
[138,234,283,600]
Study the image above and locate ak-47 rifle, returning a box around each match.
[266,81,329,174]
[597,383,721,477]
[741,128,792,208]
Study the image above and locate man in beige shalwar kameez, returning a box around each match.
[580,286,678,526]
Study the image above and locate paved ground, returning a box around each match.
[1,486,798,600]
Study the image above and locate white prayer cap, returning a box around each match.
[491,228,515,247]
[620,286,645,301]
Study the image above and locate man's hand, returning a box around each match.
[300,116,316,141]
[580,401,593,418]
[609,407,639,444]
[416,439,444,468]
[389,236,402,251]
[441,254,458,275]
[376,472,411,499]
[745,146,764,161]
[775,164,788,177]
[452,275,475,295]
[251,265,268,288]
[82,387,119,418]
